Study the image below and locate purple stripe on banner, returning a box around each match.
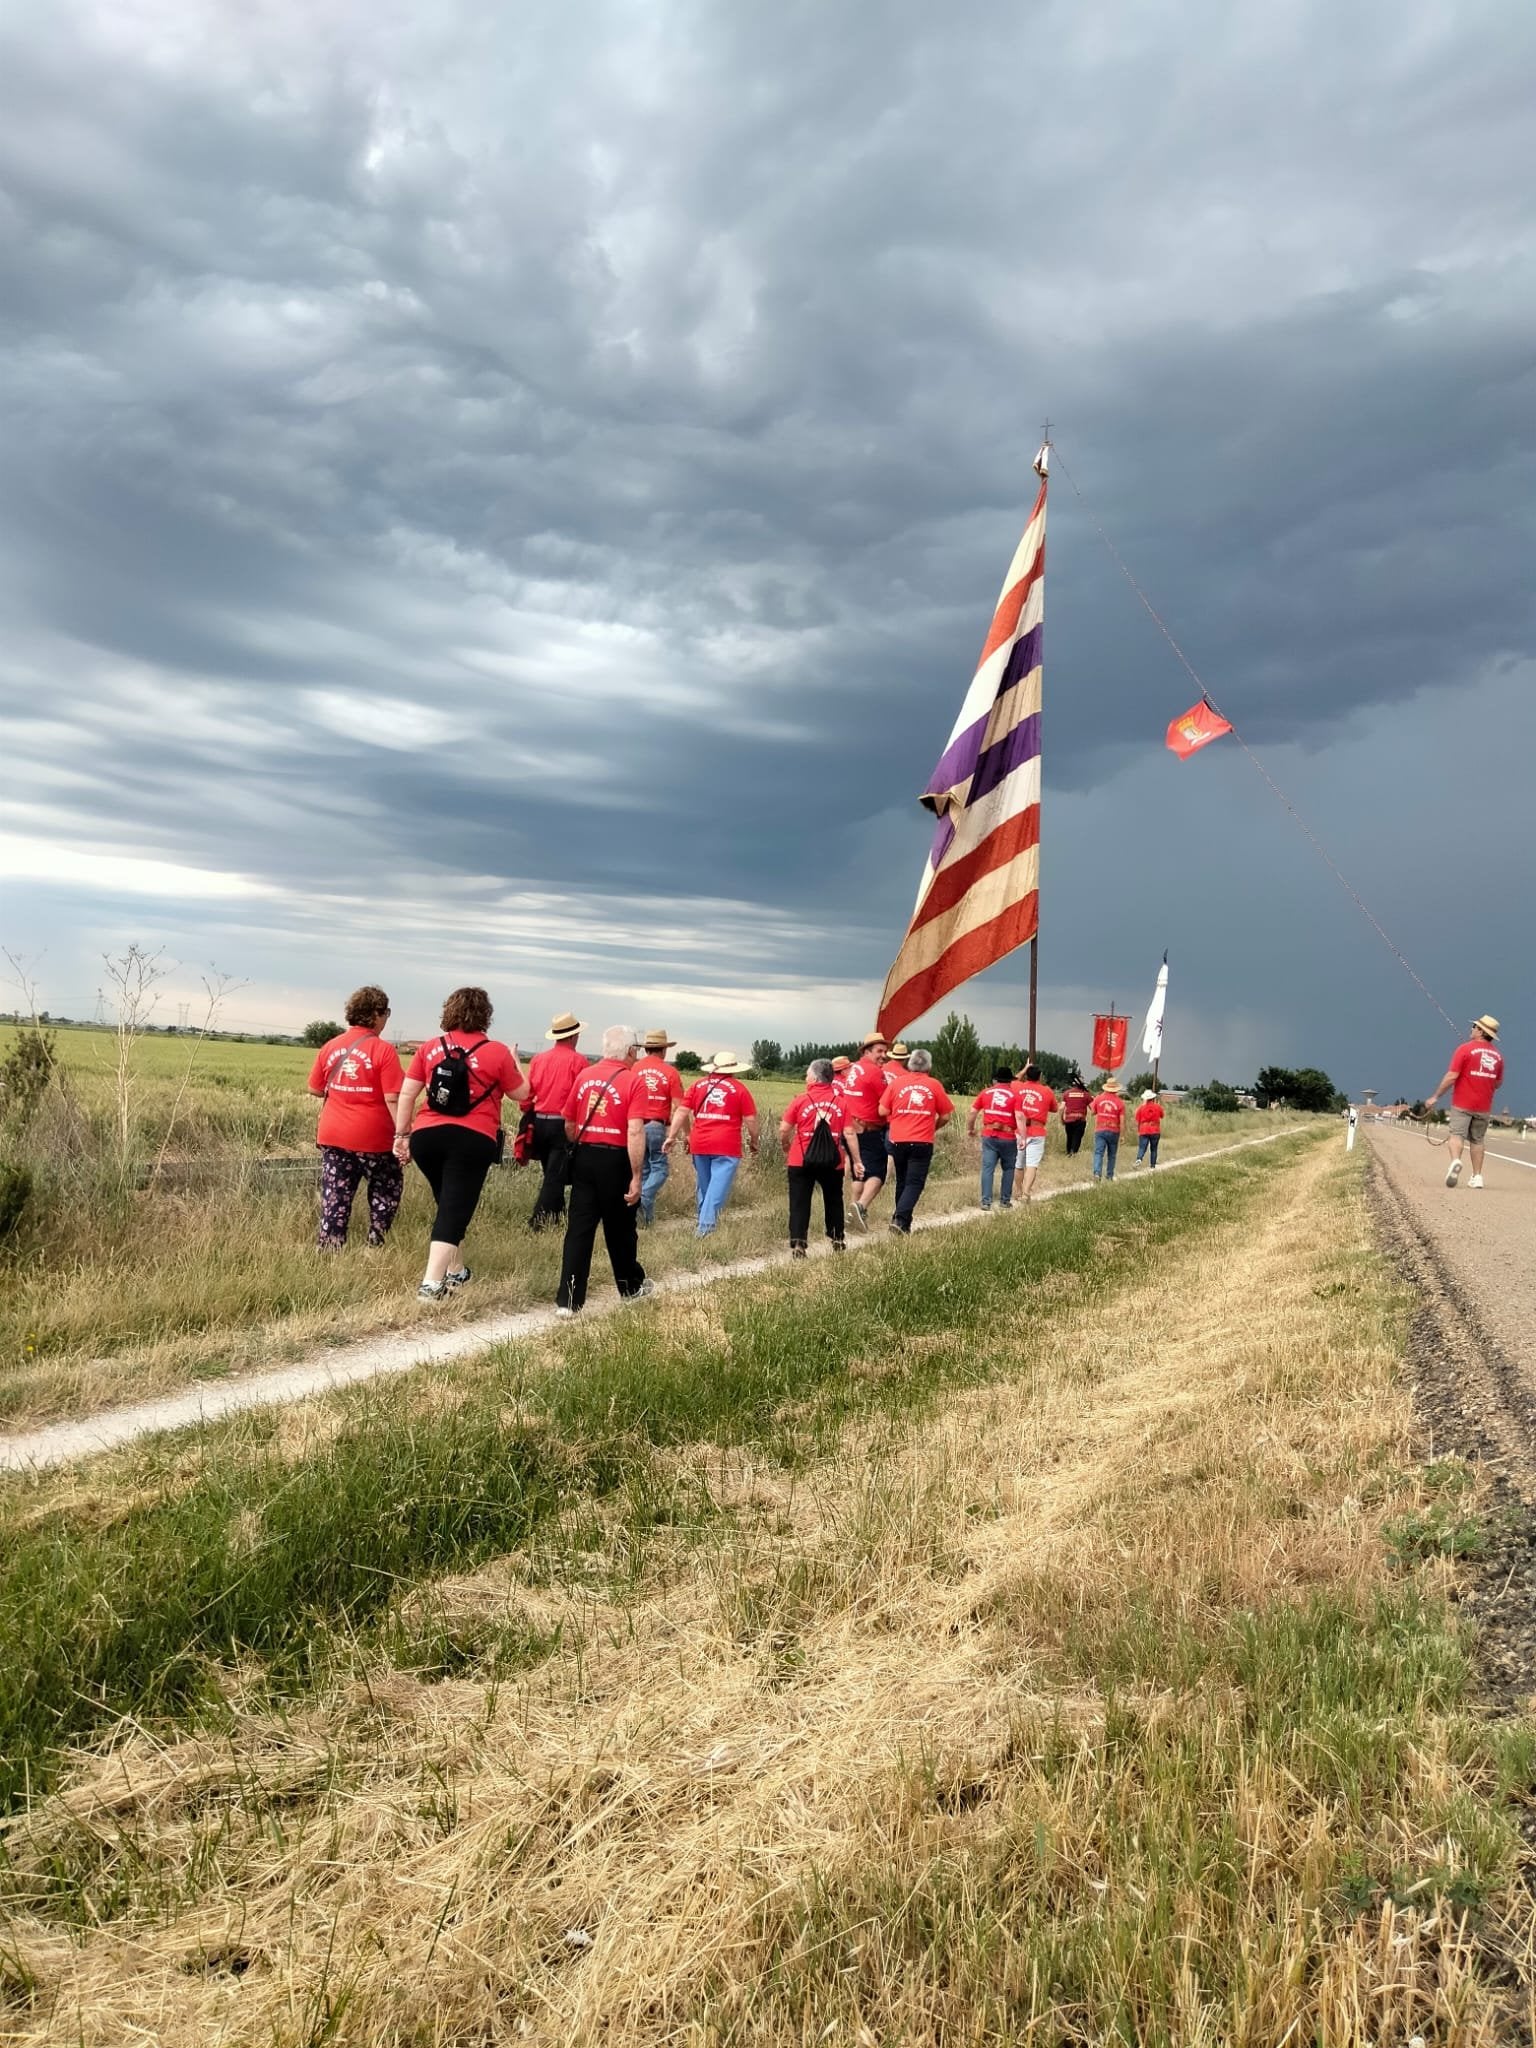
[969,711,1041,806]
[920,621,1043,802]
[923,713,988,805]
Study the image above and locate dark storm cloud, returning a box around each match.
[2,0,1534,1084]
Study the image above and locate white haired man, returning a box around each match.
[1426,1014,1504,1189]
[555,1025,653,1315]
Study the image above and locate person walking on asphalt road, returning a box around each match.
[1425,1014,1504,1189]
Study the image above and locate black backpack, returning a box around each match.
[801,1097,841,1169]
[425,1036,495,1117]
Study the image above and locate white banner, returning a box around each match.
[1141,955,1168,1063]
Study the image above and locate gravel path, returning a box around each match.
[0,1126,1310,1474]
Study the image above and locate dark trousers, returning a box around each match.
[1063,1119,1087,1156]
[558,1145,646,1311]
[409,1125,499,1244]
[787,1163,846,1248]
[317,1146,403,1250]
[890,1141,934,1229]
[528,1115,569,1228]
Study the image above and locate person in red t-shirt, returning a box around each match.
[307,984,406,1252]
[1012,1064,1058,1201]
[1090,1078,1125,1182]
[778,1059,860,1255]
[843,1031,892,1229]
[1426,1014,1504,1188]
[632,1028,686,1226]
[667,1054,759,1236]
[878,1051,954,1232]
[555,1024,652,1313]
[523,1011,587,1233]
[968,1065,1022,1210]
[395,987,529,1299]
[1059,1076,1093,1157]
[1135,1089,1166,1168]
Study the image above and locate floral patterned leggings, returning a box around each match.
[317,1147,404,1251]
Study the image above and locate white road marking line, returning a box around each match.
[1485,1150,1536,1172]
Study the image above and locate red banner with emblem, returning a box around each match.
[1166,697,1233,759]
[1092,1013,1128,1072]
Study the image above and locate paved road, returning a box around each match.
[1368,1125,1534,1377]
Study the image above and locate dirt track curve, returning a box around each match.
[1368,1123,1536,1712]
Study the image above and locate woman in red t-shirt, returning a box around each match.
[1135,1090,1166,1168]
[393,986,529,1300]
[307,983,405,1252]
[667,1053,759,1237]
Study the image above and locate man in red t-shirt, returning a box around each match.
[307,984,405,1250]
[843,1031,892,1229]
[778,1059,859,1255]
[1091,1078,1126,1182]
[1012,1063,1058,1201]
[878,1050,954,1233]
[555,1024,651,1314]
[524,1011,587,1231]
[668,1055,759,1236]
[631,1028,685,1226]
[968,1065,1022,1210]
[1426,1014,1504,1188]
[1059,1076,1093,1157]
[1135,1090,1166,1168]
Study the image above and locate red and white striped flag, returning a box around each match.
[877,476,1044,1040]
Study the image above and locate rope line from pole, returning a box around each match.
[1050,444,1457,1033]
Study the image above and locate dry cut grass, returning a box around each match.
[2,1139,1527,2043]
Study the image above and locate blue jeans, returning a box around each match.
[1093,1130,1119,1180]
[979,1135,1017,1208]
[693,1152,740,1234]
[640,1122,669,1220]
[1136,1133,1160,1167]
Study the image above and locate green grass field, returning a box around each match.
[1,1132,1528,2043]
[0,1016,1288,1426]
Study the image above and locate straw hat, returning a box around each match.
[830,1055,851,1072]
[642,1028,675,1051]
[706,1051,743,1074]
[859,1030,889,1049]
[1141,1089,1158,1102]
[1472,1014,1500,1039]
[889,1043,910,1060]
[1101,1077,1123,1093]
[545,1011,582,1040]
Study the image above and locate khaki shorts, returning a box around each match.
[1022,1134,1046,1169]
[1447,1108,1489,1144]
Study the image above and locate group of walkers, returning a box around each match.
[307,993,1172,1312]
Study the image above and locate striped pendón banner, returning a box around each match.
[878,477,1044,1040]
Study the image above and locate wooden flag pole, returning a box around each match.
[1028,936,1038,1060]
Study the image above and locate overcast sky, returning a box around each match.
[2,0,1532,1098]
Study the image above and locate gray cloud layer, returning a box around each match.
[3,0,1533,1090]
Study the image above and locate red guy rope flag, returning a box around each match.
[1165,697,1233,759]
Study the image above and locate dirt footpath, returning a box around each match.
[1369,1122,1536,1714]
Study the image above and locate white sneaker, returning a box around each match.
[1470,1174,1484,1189]
[555,1304,579,1319]
[622,1279,655,1302]
[1445,1158,1462,1187]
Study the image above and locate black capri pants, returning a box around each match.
[409,1124,500,1243]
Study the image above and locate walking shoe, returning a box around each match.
[790,1245,807,1259]
[1000,1201,1012,1211]
[1445,1158,1462,1187]
[621,1278,655,1302]
[831,1239,846,1253]
[851,1201,869,1232]
[1470,1174,1485,1188]
[979,1202,991,1212]
[888,1219,910,1235]
[417,1281,447,1302]
[554,1304,580,1319]
[444,1265,472,1290]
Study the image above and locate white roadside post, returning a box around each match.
[1346,1105,1358,1152]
